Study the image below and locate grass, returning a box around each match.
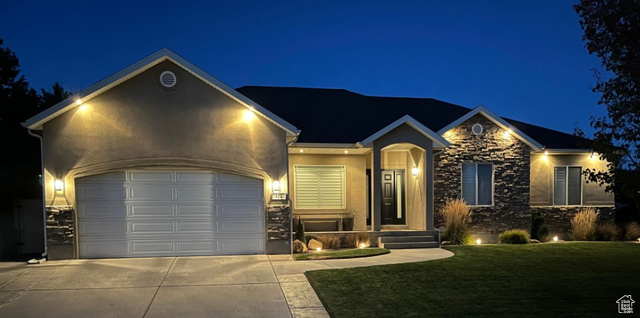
[306,243,640,317]
[293,248,390,260]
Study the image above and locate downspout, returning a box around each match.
[432,148,445,244]
[27,129,48,259]
[286,133,300,254]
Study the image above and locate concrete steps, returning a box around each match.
[378,230,440,249]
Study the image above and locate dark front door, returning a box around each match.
[381,170,405,225]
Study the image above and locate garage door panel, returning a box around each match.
[175,171,216,183]
[217,203,264,216]
[79,221,127,236]
[130,241,175,254]
[78,185,126,201]
[130,221,174,234]
[218,186,263,199]
[77,168,265,258]
[176,204,215,216]
[77,203,127,218]
[129,186,173,200]
[130,204,173,217]
[175,185,215,200]
[128,171,173,182]
[218,220,264,233]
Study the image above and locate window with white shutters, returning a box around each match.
[554,166,582,206]
[294,165,346,209]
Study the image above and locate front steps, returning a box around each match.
[378,230,440,249]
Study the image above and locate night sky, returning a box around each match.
[1,1,604,135]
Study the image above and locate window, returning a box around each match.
[554,166,582,206]
[294,165,346,209]
[462,163,493,206]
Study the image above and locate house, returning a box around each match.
[23,49,614,259]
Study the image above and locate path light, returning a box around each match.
[359,243,366,249]
[316,247,322,252]
[476,239,482,245]
[553,236,558,242]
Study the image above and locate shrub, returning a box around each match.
[316,234,341,249]
[571,208,599,241]
[624,222,640,241]
[440,198,472,245]
[530,211,549,242]
[294,218,306,244]
[499,229,530,244]
[345,232,371,248]
[594,222,619,241]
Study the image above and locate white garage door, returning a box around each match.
[75,169,265,258]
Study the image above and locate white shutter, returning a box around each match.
[294,165,346,209]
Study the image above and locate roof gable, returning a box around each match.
[437,105,544,151]
[23,49,299,136]
[359,115,450,148]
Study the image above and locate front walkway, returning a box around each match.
[0,248,453,318]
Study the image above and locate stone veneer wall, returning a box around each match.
[531,206,616,233]
[434,114,532,233]
[266,204,291,240]
[46,206,74,245]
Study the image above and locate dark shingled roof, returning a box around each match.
[236,86,587,149]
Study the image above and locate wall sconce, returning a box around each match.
[411,166,419,177]
[544,150,549,156]
[272,180,280,193]
[54,179,64,191]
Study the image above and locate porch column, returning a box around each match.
[425,146,435,230]
[372,144,382,231]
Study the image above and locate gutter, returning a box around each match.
[26,128,48,259]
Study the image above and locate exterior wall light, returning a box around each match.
[243,109,256,121]
[75,99,82,106]
[344,150,349,154]
[411,166,419,177]
[544,150,549,156]
[272,180,280,194]
[476,239,482,245]
[590,152,598,160]
[54,179,64,191]
[299,149,304,153]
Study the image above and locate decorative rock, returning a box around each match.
[307,239,323,250]
[293,239,308,253]
[530,239,540,244]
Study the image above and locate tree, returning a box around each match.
[573,0,640,209]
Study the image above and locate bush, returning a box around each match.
[571,208,599,241]
[294,218,306,244]
[530,211,549,242]
[499,229,530,244]
[594,222,619,241]
[316,234,341,249]
[345,232,371,248]
[624,222,640,241]
[440,198,472,245]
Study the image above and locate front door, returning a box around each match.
[381,170,405,225]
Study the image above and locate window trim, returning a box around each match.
[553,165,583,206]
[461,162,494,207]
[293,164,346,210]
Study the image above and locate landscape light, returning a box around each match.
[316,247,322,252]
[476,239,482,245]
[359,243,366,249]
[553,236,558,242]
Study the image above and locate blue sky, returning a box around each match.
[1,1,604,135]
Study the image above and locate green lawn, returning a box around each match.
[294,248,390,260]
[306,242,640,317]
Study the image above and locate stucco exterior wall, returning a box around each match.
[530,153,614,206]
[434,114,532,233]
[41,60,288,205]
[288,154,368,230]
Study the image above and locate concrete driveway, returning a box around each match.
[0,249,453,318]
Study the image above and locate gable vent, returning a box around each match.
[159,71,177,88]
[471,123,483,135]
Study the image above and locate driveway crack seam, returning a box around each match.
[142,257,177,318]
